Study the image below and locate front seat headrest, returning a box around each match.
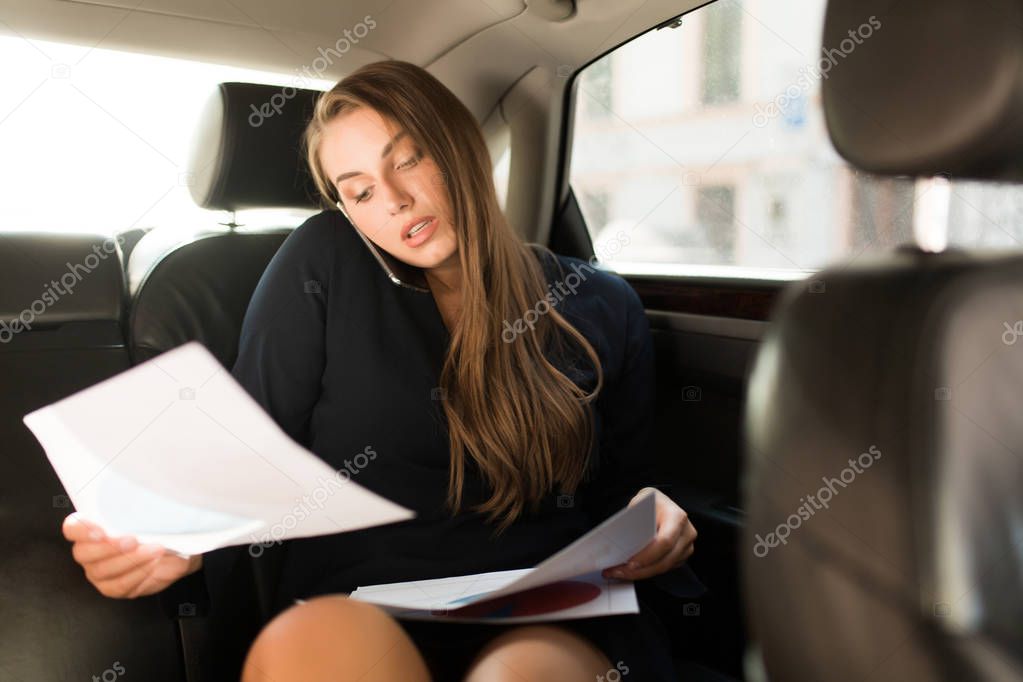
[187,82,323,211]
[823,0,1023,180]
[743,247,1023,681]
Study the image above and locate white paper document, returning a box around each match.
[349,489,656,622]
[23,341,415,555]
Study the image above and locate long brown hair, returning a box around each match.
[304,60,603,533]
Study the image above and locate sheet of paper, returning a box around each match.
[349,488,656,616]
[355,570,639,623]
[23,340,415,555]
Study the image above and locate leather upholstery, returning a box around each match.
[743,247,1023,681]
[132,78,329,367]
[127,230,292,367]
[123,79,329,678]
[0,233,185,682]
[0,232,125,331]
[187,82,323,211]
[823,0,1023,180]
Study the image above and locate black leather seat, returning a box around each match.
[745,247,1023,682]
[128,230,293,367]
[743,1,1023,680]
[129,81,325,369]
[126,81,324,681]
[0,233,185,682]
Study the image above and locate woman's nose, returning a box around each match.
[383,183,412,215]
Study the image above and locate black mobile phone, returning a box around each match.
[337,203,430,292]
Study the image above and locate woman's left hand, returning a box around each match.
[601,487,697,581]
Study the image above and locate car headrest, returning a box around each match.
[127,229,292,367]
[823,0,1023,180]
[187,82,323,211]
[0,232,126,336]
[743,247,1023,680]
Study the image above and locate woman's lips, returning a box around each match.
[404,217,437,247]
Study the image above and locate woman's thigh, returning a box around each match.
[241,595,432,682]
[462,624,615,681]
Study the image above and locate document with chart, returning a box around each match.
[348,489,658,623]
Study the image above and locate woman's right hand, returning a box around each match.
[62,512,203,598]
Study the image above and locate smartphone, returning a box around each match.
[336,201,430,292]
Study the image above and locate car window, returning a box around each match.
[0,35,335,237]
[568,0,1023,278]
[0,36,512,238]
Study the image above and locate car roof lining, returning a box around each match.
[6,0,703,123]
[5,0,706,243]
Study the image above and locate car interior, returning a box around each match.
[1,0,1021,680]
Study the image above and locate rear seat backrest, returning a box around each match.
[0,232,185,682]
[127,230,292,367]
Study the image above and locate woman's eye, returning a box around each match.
[398,152,421,170]
[349,152,420,203]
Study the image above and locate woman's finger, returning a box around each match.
[71,539,132,565]
[601,536,674,580]
[625,514,684,568]
[602,507,700,580]
[62,514,106,543]
[92,557,161,599]
[627,540,688,581]
[125,575,157,599]
[85,544,164,582]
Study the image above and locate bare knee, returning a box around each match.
[242,595,431,682]
[463,625,612,682]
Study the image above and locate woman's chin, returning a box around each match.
[402,244,458,271]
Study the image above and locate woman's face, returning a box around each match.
[318,107,459,271]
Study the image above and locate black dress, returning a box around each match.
[201,210,680,680]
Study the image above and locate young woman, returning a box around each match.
[63,60,697,681]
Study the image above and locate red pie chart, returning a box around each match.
[431,580,602,619]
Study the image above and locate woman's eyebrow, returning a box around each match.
[334,131,407,185]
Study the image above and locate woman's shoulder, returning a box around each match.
[533,248,649,387]
[534,248,643,321]
[270,210,374,276]
[278,210,346,253]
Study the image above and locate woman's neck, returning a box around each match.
[424,254,463,332]
[424,253,462,296]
